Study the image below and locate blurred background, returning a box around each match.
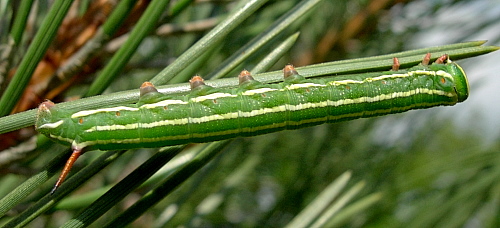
[0,0,499,227]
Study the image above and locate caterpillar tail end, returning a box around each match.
[51,148,83,195]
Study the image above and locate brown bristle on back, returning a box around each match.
[238,70,254,84]
[283,64,298,78]
[190,76,206,89]
[140,82,158,97]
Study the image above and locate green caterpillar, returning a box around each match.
[36,54,469,193]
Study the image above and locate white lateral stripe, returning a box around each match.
[38,120,64,129]
[50,134,73,145]
[327,70,453,85]
[73,137,141,149]
[72,106,139,118]
[85,88,453,133]
[190,93,237,102]
[329,79,363,85]
[372,73,409,80]
[286,83,326,89]
[363,70,453,82]
[87,123,140,132]
[141,99,188,109]
[435,70,454,80]
[242,88,278,95]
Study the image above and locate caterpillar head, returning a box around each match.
[449,62,469,102]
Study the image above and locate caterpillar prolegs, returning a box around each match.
[35,54,469,194]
